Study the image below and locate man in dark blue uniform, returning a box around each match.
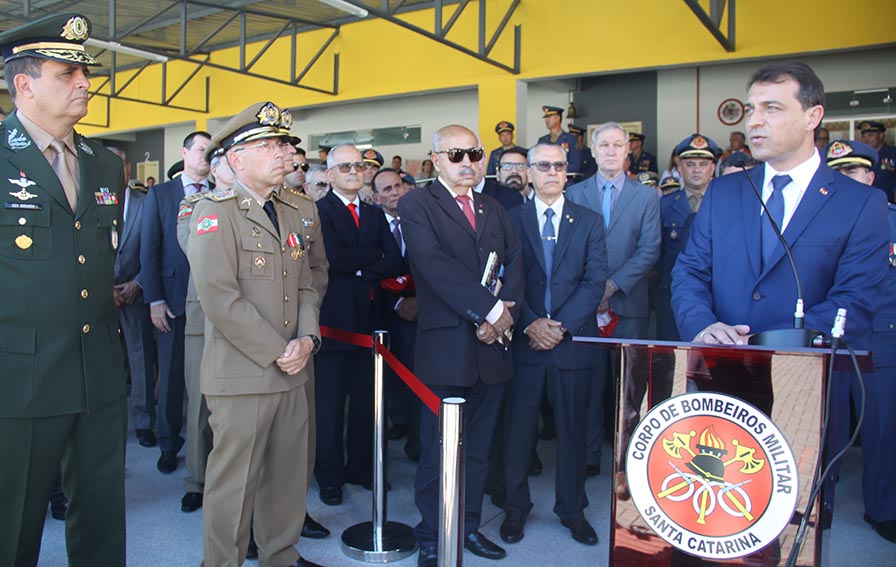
[486,121,517,176]
[568,124,596,181]
[0,14,128,566]
[824,138,896,543]
[627,132,658,175]
[654,134,719,340]
[537,106,582,179]
[859,120,896,202]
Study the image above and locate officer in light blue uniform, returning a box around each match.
[537,106,582,181]
[825,138,896,543]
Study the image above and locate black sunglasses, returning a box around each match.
[434,147,485,163]
[298,162,310,172]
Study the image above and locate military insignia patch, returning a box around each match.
[301,217,315,228]
[256,102,280,126]
[77,138,94,155]
[196,215,219,235]
[177,204,193,220]
[61,16,90,40]
[627,392,798,560]
[9,172,36,190]
[826,141,851,159]
[691,135,709,149]
[286,232,304,260]
[9,176,38,200]
[254,255,266,268]
[364,149,377,160]
[7,128,31,150]
[819,187,829,196]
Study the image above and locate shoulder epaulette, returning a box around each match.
[207,188,237,202]
[185,190,209,203]
[286,186,313,201]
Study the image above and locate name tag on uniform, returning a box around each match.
[4,202,41,210]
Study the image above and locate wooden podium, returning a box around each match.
[574,337,865,567]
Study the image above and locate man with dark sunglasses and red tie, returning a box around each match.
[313,145,406,506]
[398,125,524,566]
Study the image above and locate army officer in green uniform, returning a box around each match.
[0,13,128,567]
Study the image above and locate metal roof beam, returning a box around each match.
[683,0,735,52]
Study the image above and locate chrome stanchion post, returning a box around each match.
[439,398,465,567]
[341,330,416,562]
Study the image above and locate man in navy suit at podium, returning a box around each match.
[672,62,887,348]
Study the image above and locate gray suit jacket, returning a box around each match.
[566,174,660,320]
[114,186,147,286]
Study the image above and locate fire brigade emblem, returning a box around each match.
[626,392,798,559]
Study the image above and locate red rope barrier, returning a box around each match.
[319,325,440,415]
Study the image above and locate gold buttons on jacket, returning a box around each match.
[74,220,81,230]
[81,289,89,299]
[82,324,90,334]
[284,320,290,327]
[257,243,263,249]
[283,271,288,277]
[78,255,86,264]
[284,296,289,302]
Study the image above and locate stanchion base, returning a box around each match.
[341,521,417,563]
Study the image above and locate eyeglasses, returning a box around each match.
[529,161,568,172]
[434,147,485,163]
[499,162,528,172]
[298,162,310,172]
[363,163,379,171]
[332,162,365,173]
[233,139,288,153]
[308,181,329,189]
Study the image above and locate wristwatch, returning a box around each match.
[307,334,321,354]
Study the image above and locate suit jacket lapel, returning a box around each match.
[583,176,602,215]
[740,168,763,278]
[236,183,279,240]
[327,190,360,240]
[553,201,578,274]
[609,178,635,233]
[2,114,71,213]
[762,166,835,275]
[520,201,547,275]
[120,189,142,246]
[431,182,476,240]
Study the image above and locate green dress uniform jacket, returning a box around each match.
[0,113,126,418]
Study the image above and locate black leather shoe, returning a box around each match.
[417,546,438,567]
[135,428,157,447]
[388,424,407,440]
[302,513,330,538]
[876,519,896,543]
[319,486,343,506]
[181,491,203,512]
[157,450,177,474]
[561,515,598,545]
[529,452,543,476]
[500,508,526,543]
[586,463,601,477]
[464,531,506,559]
[404,442,421,462]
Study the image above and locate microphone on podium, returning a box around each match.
[730,156,825,348]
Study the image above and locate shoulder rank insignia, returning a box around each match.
[208,188,237,202]
[7,128,31,150]
[185,191,208,204]
[286,186,313,201]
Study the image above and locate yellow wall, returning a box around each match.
[79,0,896,148]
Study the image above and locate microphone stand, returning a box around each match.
[738,164,824,348]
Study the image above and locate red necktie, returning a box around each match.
[347,202,360,228]
[455,194,476,231]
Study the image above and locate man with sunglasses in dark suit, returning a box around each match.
[398,125,524,566]
[314,145,406,506]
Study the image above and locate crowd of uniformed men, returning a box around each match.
[1,12,895,567]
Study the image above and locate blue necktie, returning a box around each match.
[761,174,791,267]
[602,183,614,230]
[542,208,556,316]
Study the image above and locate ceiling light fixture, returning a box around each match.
[85,38,169,63]
[318,0,369,18]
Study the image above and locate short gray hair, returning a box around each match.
[590,122,628,146]
[326,144,359,169]
[526,143,566,164]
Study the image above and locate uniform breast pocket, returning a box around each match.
[0,206,52,259]
[94,206,120,257]
[238,234,275,280]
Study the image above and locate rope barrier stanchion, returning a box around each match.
[341,330,417,563]
[439,397,465,567]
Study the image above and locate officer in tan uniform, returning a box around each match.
[176,153,235,514]
[186,101,323,567]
